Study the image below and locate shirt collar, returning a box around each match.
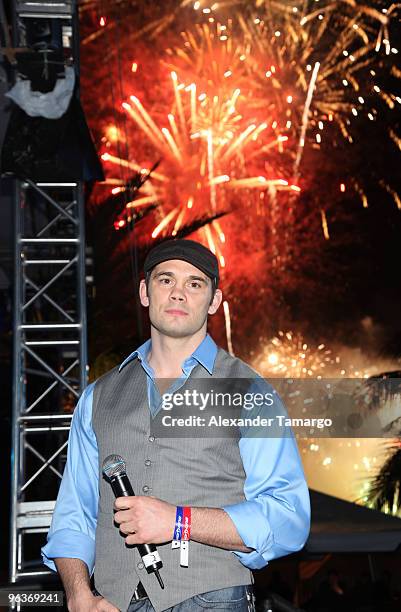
[118,338,151,373]
[188,333,217,374]
[118,333,217,375]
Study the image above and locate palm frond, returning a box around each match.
[361,371,401,412]
[366,440,401,515]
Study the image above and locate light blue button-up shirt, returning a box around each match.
[41,333,310,574]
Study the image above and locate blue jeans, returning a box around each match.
[127,585,255,612]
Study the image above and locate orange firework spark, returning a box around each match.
[101,29,300,249]
[255,330,377,378]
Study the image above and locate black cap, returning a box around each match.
[144,239,219,286]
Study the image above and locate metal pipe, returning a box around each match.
[24,178,78,225]
[77,183,88,391]
[22,256,78,310]
[37,200,76,237]
[26,360,78,413]
[20,441,68,493]
[19,415,72,421]
[21,324,80,329]
[25,341,80,346]
[25,276,75,322]
[20,238,78,243]
[10,180,22,583]
[23,344,79,396]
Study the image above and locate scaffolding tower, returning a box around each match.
[9,1,88,583]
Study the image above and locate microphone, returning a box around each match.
[102,454,164,589]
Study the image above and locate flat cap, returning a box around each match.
[144,239,219,286]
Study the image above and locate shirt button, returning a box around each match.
[144,459,152,467]
[148,435,155,442]
[142,485,151,493]
[137,562,144,570]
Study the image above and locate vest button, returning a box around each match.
[148,435,155,442]
[144,459,152,467]
[137,562,144,570]
[142,485,151,493]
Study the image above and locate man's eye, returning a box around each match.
[160,278,171,284]
[189,282,201,288]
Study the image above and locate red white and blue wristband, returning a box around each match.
[172,506,191,567]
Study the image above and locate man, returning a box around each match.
[42,239,310,612]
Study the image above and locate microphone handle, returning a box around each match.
[110,472,164,588]
[110,472,135,497]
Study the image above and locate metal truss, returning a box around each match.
[10,179,87,583]
[7,0,88,586]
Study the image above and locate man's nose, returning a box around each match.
[170,285,186,301]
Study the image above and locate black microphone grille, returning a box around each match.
[102,454,126,479]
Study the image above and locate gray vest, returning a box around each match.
[92,348,255,612]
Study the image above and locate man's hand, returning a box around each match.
[113,498,252,552]
[113,496,176,545]
[55,559,120,612]
[68,591,119,612]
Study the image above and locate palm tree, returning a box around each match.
[362,372,401,515]
[367,440,401,515]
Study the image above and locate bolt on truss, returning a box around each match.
[10,180,88,582]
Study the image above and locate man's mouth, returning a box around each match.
[165,309,189,316]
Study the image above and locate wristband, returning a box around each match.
[182,506,191,542]
[171,506,191,567]
[172,506,183,548]
[180,506,191,567]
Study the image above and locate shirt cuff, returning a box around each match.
[222,500,273,569]
[228,548,270,570]
[41,528,96,576]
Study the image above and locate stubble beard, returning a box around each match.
[149,309,208,340]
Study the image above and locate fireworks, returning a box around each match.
[253,330,401,507]
[253,329,393,378]
[96,0,400,254]
[101,23,302,261]
[235,1,401,199]
[80,0,401,350]
[92,0,401,372]
[256,330,340,377]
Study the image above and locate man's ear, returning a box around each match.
[139,279,149,307]
[208,288,223,315]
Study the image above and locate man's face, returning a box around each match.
[139,259,222,339]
